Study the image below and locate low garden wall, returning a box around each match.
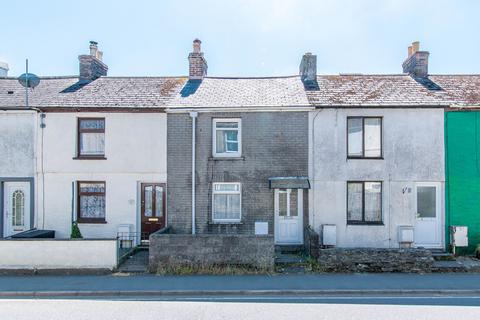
[149,232,274,271]
[304,226,320,259]
[0,239,118,271]
[317,248,434,273]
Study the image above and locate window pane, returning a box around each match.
[216,131,226,153]
[214,184,239,192]
[12,190,25,227]
[279,191,287,217]
[144,186,153,217]
[417,186,436,218]
[80,119,104,130]
[79,183,105,193]
[225,131,238,152]
[365,182,382,222]
[213,194,241,220]
[348,118,363,156]
[364,118,381,157]
[80,132,105,155]
[216,122,238,129]
[290,189,298,217]
[347,183,363,221]
[155,186,164,217]
[80,195,105,219]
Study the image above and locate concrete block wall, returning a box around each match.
[167,112,309,235]
[149,233,274,270]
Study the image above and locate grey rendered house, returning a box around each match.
[165,40,313,246]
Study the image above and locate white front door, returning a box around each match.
[274,188,303,244]
[3,182,30,237]
[414,182,441,248]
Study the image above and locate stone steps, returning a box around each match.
[117,249,149,274]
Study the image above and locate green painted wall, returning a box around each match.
[445,111,480,253]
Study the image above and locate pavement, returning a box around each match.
[1,273,480,298]
[1,299,480,320]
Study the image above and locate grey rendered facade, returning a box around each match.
[167,111,309,236]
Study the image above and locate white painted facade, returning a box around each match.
[38,112,167,239]
[309,108,445,248]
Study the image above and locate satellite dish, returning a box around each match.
[18,73,40,89]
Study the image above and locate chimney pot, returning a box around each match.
[412,41,420,53]
[408,46,413,57]
[299,52,317,83]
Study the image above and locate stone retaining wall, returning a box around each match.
[317,248,434,273]
[304,226,319,259]
[149,233,274,271]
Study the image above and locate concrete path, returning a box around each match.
[1,273,480,297]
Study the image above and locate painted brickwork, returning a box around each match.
[167,111,309,235]
[446,111,480,253]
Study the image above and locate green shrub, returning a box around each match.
[70,221,83,239]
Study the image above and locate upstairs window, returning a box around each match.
[212,183,241,222]
[347,117,382,158]
[213,119,241,157]
[78,118,105,158]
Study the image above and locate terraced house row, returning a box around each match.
[1,40,479,270]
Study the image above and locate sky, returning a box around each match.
[1,0,479,77]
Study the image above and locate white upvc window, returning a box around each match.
[212,182,241,223]
[212,118,241,157]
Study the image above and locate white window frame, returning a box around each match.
[212,118,242,158]
[212,182,242,223]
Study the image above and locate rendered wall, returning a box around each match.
[0,239,117,269]
[38,112,167,238]
[309,108,445,248]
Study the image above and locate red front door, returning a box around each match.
[141,183,166,239]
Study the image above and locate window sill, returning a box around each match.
[347,157,383,160]
[209,156,245,161]
[77,219,107,224]
[209,221,243,225]
[73,156,107,160]
[347,221,384,226]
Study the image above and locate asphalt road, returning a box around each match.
[2,273,480,296]
[1,298,480,320]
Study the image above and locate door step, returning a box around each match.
[431,250,455,261]
[275,252,310,274]
[275,245,304,254]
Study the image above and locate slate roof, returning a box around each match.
[169,76,310,108]
[0,76,186,108]
[304,74,480,107]
[1,74,479,109]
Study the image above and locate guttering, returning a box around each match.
[189,111,198,235]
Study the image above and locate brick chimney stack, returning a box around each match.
[299,52,317,83]
[188,39,207,80]
[79,41,108,82]
[402,41,429,78]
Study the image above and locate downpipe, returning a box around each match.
[189,111,198,235]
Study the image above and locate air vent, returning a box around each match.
[7,90,14,94]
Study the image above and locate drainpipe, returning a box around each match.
[189,111,198,234]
